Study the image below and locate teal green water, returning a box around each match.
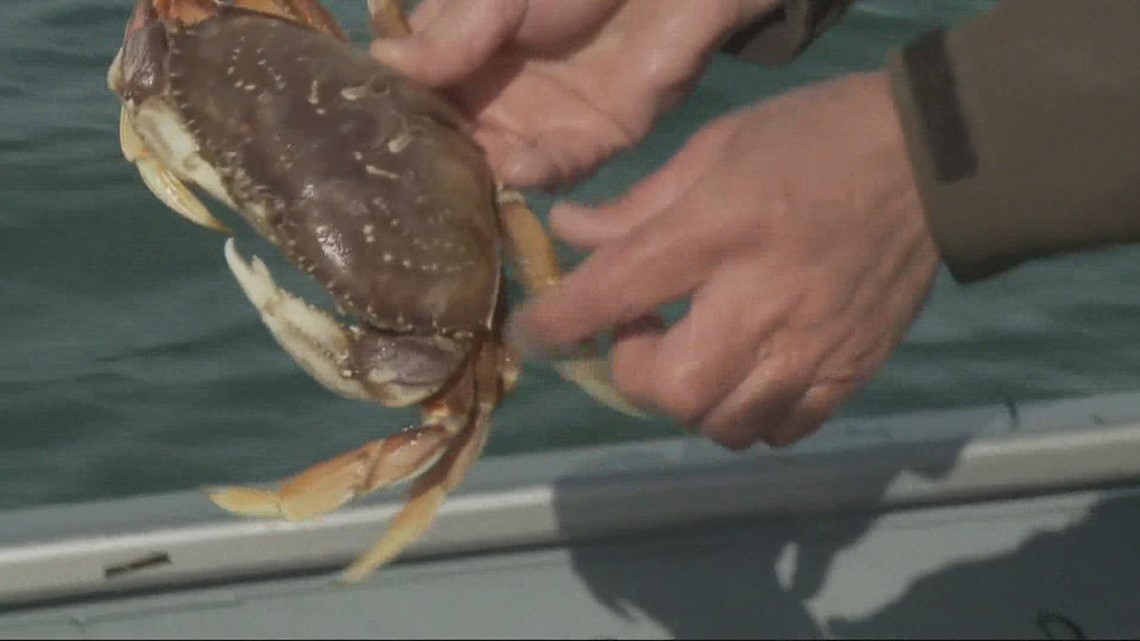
[4,0,1140,512]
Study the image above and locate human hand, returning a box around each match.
[371,0,780,189]
[508,72,942,449]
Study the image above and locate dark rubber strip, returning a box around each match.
[902,30,979,183]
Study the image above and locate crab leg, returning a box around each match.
[206,344,504,585]
[205,358,476,522]
[495,190,648,418]
[216,241,509,582]
[339,342,504,584]
[367,0,411,38]
[215,236,505,582]
[216,233,503,579]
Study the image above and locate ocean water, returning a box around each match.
[3,0,1140,513]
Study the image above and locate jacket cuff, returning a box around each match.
[886,3,1140,283]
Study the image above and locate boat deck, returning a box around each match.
[3,392,1140,638]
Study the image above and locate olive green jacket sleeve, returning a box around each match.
[725,1,1140,283]
[885,1,1140,282]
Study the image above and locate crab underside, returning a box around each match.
[107,0,643,583]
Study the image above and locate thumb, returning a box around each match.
[370,0,527,88]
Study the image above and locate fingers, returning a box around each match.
[609,301,849,451]
[617,268,769,420]
[370,0,527,87]
[546,111,739,252]
[548,124,726,249]
[697,356,815,450]
[765,380,853,447]
[500,97,743,358]
[511,202,717,356]
[606,315,668,413]
[698,367,857,450]
[478,129,617,191]
[548,202,632,251]
[606,266,851,450]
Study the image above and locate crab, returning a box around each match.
[107,0,642,583]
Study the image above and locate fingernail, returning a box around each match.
[498,148,553,188]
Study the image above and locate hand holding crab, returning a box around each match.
[375,1,941,449]
[369,0,785,189]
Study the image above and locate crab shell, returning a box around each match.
[109,5,504,403]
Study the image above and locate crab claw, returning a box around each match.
[223,239,380,403]
[109,31,228,234]
[118,107,230,233]
[224,239,468,408]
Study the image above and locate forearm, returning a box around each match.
[887,1,1140,282]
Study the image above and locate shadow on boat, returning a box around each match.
[551,439,1140,638]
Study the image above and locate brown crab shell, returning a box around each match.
[119,7,502,338]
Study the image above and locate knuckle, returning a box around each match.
[610,366,650,410]
[608,344,656,411]
[761,358,810,400]
[764,382,847,448]
[641,51,698,102]
[653,361,718,426]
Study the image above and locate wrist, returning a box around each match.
[859,70,943,272]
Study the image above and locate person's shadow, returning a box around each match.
[549,436,968,639]
[550,434,1140,639]
[824,493,1140,639]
